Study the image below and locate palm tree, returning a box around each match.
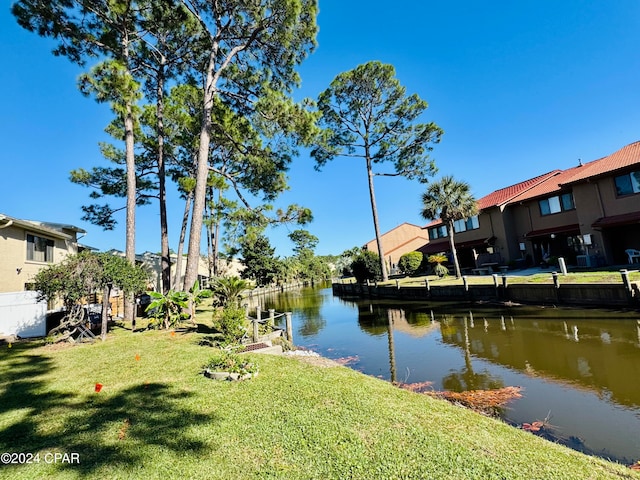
[420,176,478,278]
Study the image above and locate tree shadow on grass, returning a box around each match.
[0,343,218,477]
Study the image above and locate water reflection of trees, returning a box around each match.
[438,310,640,409]
[441,316,503,392]
[254,287,326,337]
[356,303,390,336]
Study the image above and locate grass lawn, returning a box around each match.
[1,314,638,479]
[350,267,640,287]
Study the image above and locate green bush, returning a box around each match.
[203,350,258,375]
[427,253,449,278]
[398,251,423,275]
[351,250,382,283]
[145,290,190,329]
[213,307,248,345]
[433,263,449,278]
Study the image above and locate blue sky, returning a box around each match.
[2,1,640,257]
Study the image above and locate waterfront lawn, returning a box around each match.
[372,267,640,287]
[1,327,638,480]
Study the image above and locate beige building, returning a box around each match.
[0,213,86,293]
[363,222,429,271]
[133,251,244,292]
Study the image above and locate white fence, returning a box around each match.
[0,291,47,338]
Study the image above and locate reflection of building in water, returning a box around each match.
[387,308,440,338]
[439,313,640,409]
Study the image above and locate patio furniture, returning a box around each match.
[472,268,491,275]
[626,249,640,264]
[481,262,499,272]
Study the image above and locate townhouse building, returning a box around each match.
[403,141,640,270]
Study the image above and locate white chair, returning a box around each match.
[625,249,640,264]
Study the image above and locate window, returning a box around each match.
[428,225,448,239]
[454,215,480,233]
[539,192,575,216]
[27,234,54,263]
[614,171,640,196]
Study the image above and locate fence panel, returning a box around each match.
[0,291,47,338]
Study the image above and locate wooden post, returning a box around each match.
[268,309,275,328]
[252,318,259,343]
[552,271,560,304]
[621,269,631,292]
[285,312,293,343]
[253,304,261,342]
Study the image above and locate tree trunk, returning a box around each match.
[120,28,137,329]
[448,220,462,278]
[184,50,216,294]
[212,188,222,277]
[100,284,112,341]
[206,185,214,281]
[366,156,388,281]
[124,93,137,328]
[156,60,171,294]
[174,191,192,290]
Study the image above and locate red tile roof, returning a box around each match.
[562,141,640,185]
[476,171,560,210]
[421,141,640,228]
[422,171,561,228]
[422,219,442,229]
[506,166,581,203]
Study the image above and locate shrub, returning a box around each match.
[433,263,449,278]
[398,252,423,275]
[351,250,382,283]
[428,253,449,278]
[213,307,248,345]
[145,290,190,329]
[203,350,258,375]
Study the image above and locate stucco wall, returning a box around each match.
[364,223,428,266]
[0,224,77,293]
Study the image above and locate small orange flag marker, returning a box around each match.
[95,383,103,393]
[135,354,141,361]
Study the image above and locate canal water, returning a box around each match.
[258,284,640,464]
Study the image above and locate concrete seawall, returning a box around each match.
[332,279,640,308]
